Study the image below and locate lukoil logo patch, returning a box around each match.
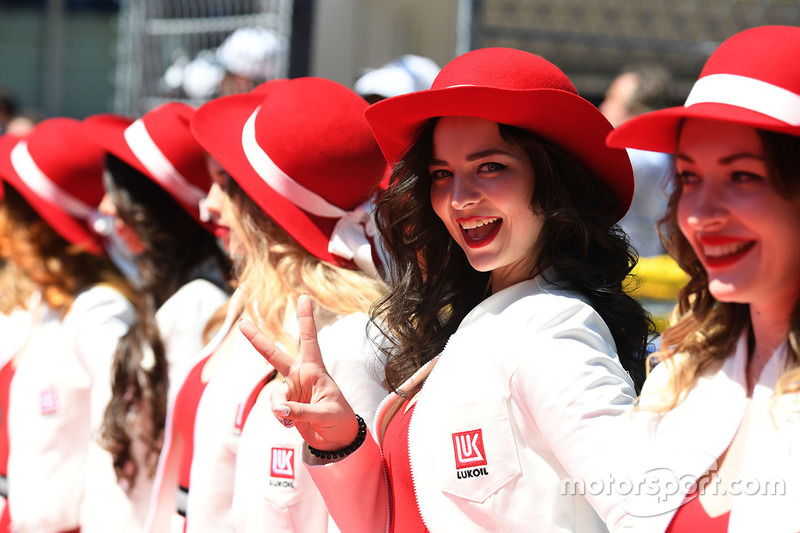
[452,429,487,469]
[270,447,295,479]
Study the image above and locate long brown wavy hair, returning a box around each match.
[0,185,131,316]
[647,129,800,409]
[372,119,655,394]
[98,154,230,488]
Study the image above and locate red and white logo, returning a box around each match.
[452,429,487,469]
[270,447,295,479]
[41,388,58,415]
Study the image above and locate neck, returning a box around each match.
[747,302,790,391]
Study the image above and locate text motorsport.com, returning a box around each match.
[561,464,785,517]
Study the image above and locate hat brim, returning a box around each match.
[365,85,634,222]
[607,103,800,153]
[191,92,355,268]
[0,136,102,254]
[82,114,213,230]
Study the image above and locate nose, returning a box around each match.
[204,182,225,218]
[98,193,117,217]
[449,172,481,210]
[681,181,729,231]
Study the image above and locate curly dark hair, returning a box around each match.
[99,153,230,488]
[653,128,800,406]
[372,119,655,394]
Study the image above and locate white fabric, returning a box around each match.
[124,120,207,209]
[79,279,227,533]
[685,73,800,126]
[7,286,135,532]
[184,312,272,533]
[307,275,637,532]
[240,109,379,273]
[10,141,95,220]
[231,312,386,532]
[615,333,800,532]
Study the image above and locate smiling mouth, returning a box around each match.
[701,240,755,267]
[459,217,502,248]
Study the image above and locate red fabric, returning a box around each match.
[0,359,14,474]
[173,355,212,488]
[0,502,9,533]
[236,371,275,433]
[383,401,427,533]
[666,494,730,532]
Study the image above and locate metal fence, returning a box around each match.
[113,0,292,116]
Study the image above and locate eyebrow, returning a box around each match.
[429,148,518,167]
[675,152,765,165]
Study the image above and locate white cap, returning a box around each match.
[182,50,225,99]
[216,27,283,81]
[354,54,441,99]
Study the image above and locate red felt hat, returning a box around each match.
[364,47,634,222]
[191,77,387,273]
[607,26,800,152]
[0,118,106,254]
[82,102,213,227]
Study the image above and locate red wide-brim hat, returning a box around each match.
[0,118,106,254]
[607,25,800,152]
[82,103,214,230]
[191,77,387,271]
[364,47,634,222]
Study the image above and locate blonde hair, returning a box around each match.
[642,128,800,411]
[232,186,386,358]
[0,187,133,317]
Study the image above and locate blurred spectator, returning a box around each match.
[354,54,441,103]
[215,27,284,96]
[600,64,675,257]
[5,108,46,136]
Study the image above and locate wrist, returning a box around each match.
[307,414,367,460]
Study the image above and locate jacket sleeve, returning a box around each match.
[304,431,389,533]
[510,301,638,530]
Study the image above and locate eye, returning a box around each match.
[731,171,765,184]
[676,170,699,186]
[478,162,507,173]
[429,168,452,181]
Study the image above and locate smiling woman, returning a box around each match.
[241,47,656,533]
[607,25,800,532]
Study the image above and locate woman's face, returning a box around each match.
[429,116,543,292]
[97,193,145,255]
[676,118,800,317]
[204,156,246,258]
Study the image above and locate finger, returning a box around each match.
[271,400,346,426]
[239,319,295,375]
[296,294,324,365]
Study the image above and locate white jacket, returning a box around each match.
[307,276,637,532]
[231,312,387,532]
[615,333,800,533]
[8,285,135,532]
[80,279,228,533]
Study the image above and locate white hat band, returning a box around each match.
[124,119,207,209]
[241,106,378,275]
[685,73,800,126]
[10,140,95,220]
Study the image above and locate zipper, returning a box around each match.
[408,341,451,532]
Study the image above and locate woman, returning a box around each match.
[241,48,654,532]
[79,104,230,532]
[0,118,136,532]
[186,76,389,532]
[606,25,800,532]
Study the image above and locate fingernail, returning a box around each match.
[280,418,294,428]
[274,405,290,417]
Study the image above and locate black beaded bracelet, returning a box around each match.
[307,414,367,460]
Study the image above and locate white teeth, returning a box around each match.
[460,217,499,230]
[703,241,750,258]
